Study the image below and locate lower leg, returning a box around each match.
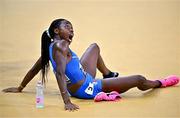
[97,54,110,75]
[102,75,161,93]
[95,46,119,78]
[137,79,161,91]
[86,43,117,77]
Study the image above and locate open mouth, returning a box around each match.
[69,35,72,39]
[68,35,73,43]
[69,38,72,43]
[69,34,73,39]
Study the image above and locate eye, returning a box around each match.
[65,24,73,32]
[66,25,70,29]
[66,24,71,29]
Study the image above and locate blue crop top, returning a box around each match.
[49,42,86,85]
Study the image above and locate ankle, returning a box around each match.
[103,71,119,79]
[103,70,111,76]
[154,80,162,88]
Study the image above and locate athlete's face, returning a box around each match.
[55,20,74,43]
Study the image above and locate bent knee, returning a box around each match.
[90,43,100,52]
[135,75,147,83]
[135,75,148,91]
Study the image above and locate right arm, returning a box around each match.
[2,57,42,92]
[53,42,79,111]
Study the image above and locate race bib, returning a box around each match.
[85,82,94,95]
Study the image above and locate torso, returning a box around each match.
[49,40,86,94]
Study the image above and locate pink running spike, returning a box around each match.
[94,91,121,102]
[158,75,179,87]
[94,92,108,102]
[107,91,121,101]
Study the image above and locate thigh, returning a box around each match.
[102,75,142,93]
[80,43,99,78]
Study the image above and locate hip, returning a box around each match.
[68,73,103,99]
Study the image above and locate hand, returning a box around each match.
[2,87,22,93]
[64,102,79,111]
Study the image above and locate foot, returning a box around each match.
[158,75,179,87]
[103,71,119,79]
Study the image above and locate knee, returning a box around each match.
[90,43,100,52]
[135,75,147,91]
[135,75,147,84]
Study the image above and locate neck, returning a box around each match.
[54,35,70,44]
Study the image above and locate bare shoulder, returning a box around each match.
[53,40,69,55]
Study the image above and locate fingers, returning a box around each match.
[2,88,10,92]
[2,87,20,93]
[65,106,79,112]
[2,89,6,92]
[65,104,79,112]
[74,104,80,109]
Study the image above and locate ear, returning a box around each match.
[54,28,59,35]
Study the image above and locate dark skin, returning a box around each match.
[2,20,161,111]
[53,42,78,110]
[53,40,79,111]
